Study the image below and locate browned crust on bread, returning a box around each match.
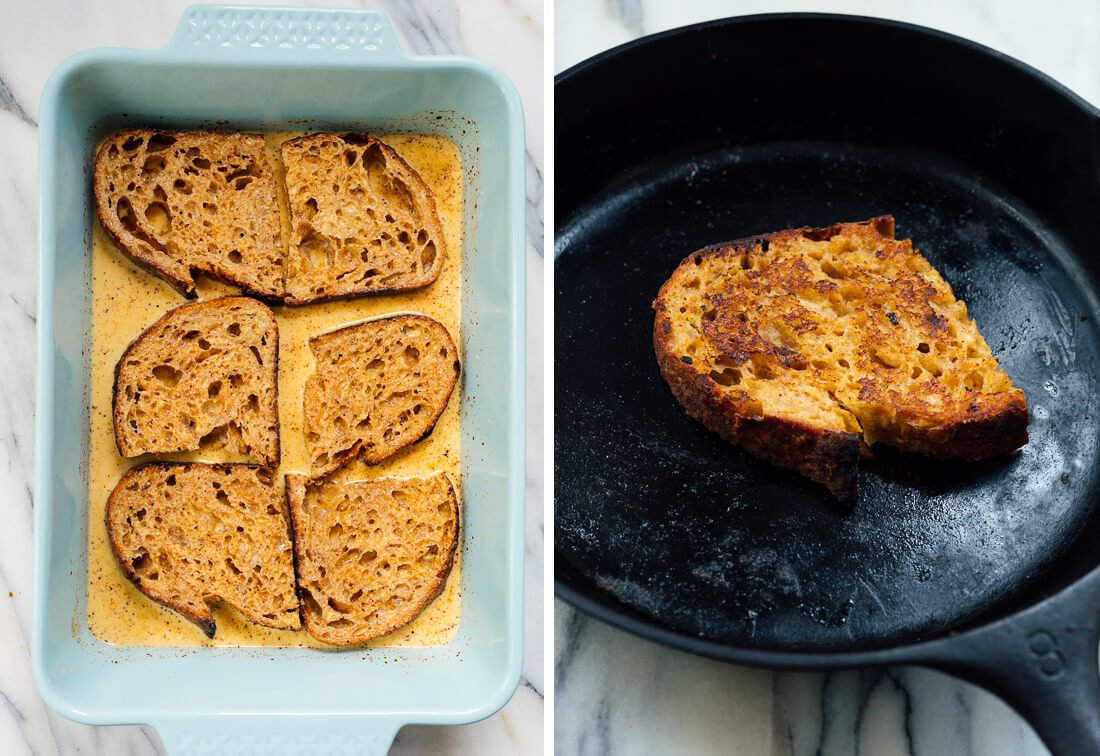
[652,216,1028,502]
[105,462,296,638]
[93,128,285,301]
[112,296,281,465]
[305,313,460,478]
[280,133,446,305]
[653,315,860,500]
[285,473,460,645]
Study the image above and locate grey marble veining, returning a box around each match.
[0,0,543,753]
[553,2,1100,755]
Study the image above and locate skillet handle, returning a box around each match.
[153,717,398,756]
[911,565,1100,756]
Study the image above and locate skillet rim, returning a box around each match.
[553,11,1100,666]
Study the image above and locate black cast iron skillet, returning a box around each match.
[555,14,1100,755]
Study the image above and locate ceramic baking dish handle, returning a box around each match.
[165,5,408,62]
[154,717,399,755]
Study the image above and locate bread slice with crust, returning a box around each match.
[113,296,280,465]
[652,216,1028,502]
[303,314,460,477]
[281,133,446,304]
[94,129,285,300]
[286,472,459,645]
[106,462,299,638]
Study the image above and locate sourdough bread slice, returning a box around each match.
[281,134,446,304]
[94,129,285,300]
[113,297,280,465]
[106,463,299,637]
[303,314,460,477]
[652,217,1029,502]
[286,472,459,645]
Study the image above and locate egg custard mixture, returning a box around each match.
[85,133,463,648]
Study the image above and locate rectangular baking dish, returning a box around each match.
[34,6,525,753]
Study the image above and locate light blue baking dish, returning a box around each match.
[34,6,525,753]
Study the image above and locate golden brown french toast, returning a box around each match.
[652,217,1028,502]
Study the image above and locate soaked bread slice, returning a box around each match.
[281,133,445,304]
[286,472,459,645]
[653,217,1028,502]
[303,314,460,477]
[94,129,285,300]
[106,463,299,637]
[113,297,280,465]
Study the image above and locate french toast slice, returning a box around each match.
[303,314,460,478]
[286,472,459,645]
[652,217,1029,502]
[106,463,299,637]
[113,297,280,465]
[94,129,285,300]
[281,133,446,304]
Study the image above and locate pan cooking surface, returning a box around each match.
[555,141,1100,651]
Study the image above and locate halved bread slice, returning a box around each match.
[94,129,285,300]
[286,472,459,645]
[652,216,1028,502]
[303,314,460,477]
[281,133,446,304]
[113,297,280,465]
[106,463,299,637]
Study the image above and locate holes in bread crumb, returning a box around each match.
[207,381,222,398]
[144,202,171,235]
[192,157,212,170]
[404,346,420,367]
[709,368,741,386]
[917,342,930,353]
[328,523,343,539]
[838,359,851,369]
[256,468,274,486]
[198,338,211,350]
[225,558,242,575]
[965,371,985,391]
[249,345,263,365]
[165,474,176,487]
[228,250,242,264]
[227,323,240,337]
[693,255,703,266]
[152,364,182,386]
[200,424,229,447]
[421,241,437,271]
[121,136,144,151]
[359,550,377,565]
[146,133,176,152]
[134,507,147,521]
[911,366,923,380]
[183,330,200,340]
[344,149,358,167]
[107,144,119,159]
[142,155,167,173]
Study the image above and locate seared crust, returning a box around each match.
[112,296,281,465]
[653,216,1028,502]
[106,462,299,638]
[285,473,459,645]
[654,301,861,501]
[93,129,285,301]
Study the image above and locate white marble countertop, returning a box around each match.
[0,1,542,754]
[554,2,1100,755]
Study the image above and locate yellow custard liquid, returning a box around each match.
[86,133,463,648]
